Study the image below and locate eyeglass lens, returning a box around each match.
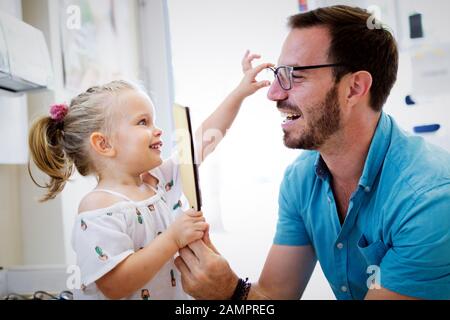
[275,67,291,90]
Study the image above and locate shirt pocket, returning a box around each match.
[357,234,388,266]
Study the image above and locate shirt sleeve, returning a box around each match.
[379,185,450,299]
[273,165,311,246]
[72,212,135,287]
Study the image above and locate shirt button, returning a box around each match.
[336,243,344,249]
[364,186,371,193]
[341,286,348,293]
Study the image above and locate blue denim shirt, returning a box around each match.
[274,112,450,300]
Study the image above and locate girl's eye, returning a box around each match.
[138,119,147,126]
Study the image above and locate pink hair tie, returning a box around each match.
[49,103,69,122]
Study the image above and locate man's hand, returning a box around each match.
[174,234,239,299]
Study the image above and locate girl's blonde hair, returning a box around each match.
[29,80,141,202]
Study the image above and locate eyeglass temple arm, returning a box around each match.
[291,63,344,71]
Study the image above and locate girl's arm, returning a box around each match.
[195,51,273,165]
[95,210,207,299]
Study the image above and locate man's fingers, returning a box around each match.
[174,255,191,274]
[188,239,215,260]
[174,256,196,287]
[179,246,200,265]
[202,229,220,255]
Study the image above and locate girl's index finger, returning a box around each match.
[185,209,203,217]
[250,62,275,77]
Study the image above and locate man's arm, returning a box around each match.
[174,234,317,300]
[248,244,317,300]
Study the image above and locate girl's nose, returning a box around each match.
[154,127,163,137]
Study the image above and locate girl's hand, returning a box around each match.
[168,209,209,248]
[234,50,274,98]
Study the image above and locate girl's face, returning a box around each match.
[111,90,163,174]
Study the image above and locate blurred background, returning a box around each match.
[0,0,448,299]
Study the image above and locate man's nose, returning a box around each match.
[267,79,288,102]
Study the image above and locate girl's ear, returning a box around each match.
[90,132,116,157]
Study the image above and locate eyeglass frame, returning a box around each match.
[268,63,345,90]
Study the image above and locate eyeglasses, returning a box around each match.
[268,63,344,90]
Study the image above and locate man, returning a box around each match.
[174,5,450,300]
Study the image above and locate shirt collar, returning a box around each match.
[358,112,392,189]
[313,112,392,188]
[314,153,329,180]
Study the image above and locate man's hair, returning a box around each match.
[288,5,399,112]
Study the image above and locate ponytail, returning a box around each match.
[28,116,74,202]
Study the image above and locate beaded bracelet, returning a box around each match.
[231,277,251,300]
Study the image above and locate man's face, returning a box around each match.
[267,27,342,150]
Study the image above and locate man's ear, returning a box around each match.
[90,132,116,157]
[345,71,373,108]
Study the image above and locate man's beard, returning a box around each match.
[280,85,341,150]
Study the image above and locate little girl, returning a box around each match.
[28,52,272,300]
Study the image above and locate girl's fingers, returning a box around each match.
[241,50,251,71]
[242,49,250,60]
[194,222,209,231]
[247,53,261,61]
[249,62,275,77]
[254,80,271,89]
[191,216,206,223]
[185,209,203,217]
[242,51,262,72]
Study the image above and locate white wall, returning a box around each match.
[0,0,25,268]
[0,165,22,267]
[0,0,28,165]
[16,0,69,266]
[0,96,28,164]
[383,0,450,153]
[138,0,175,160]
